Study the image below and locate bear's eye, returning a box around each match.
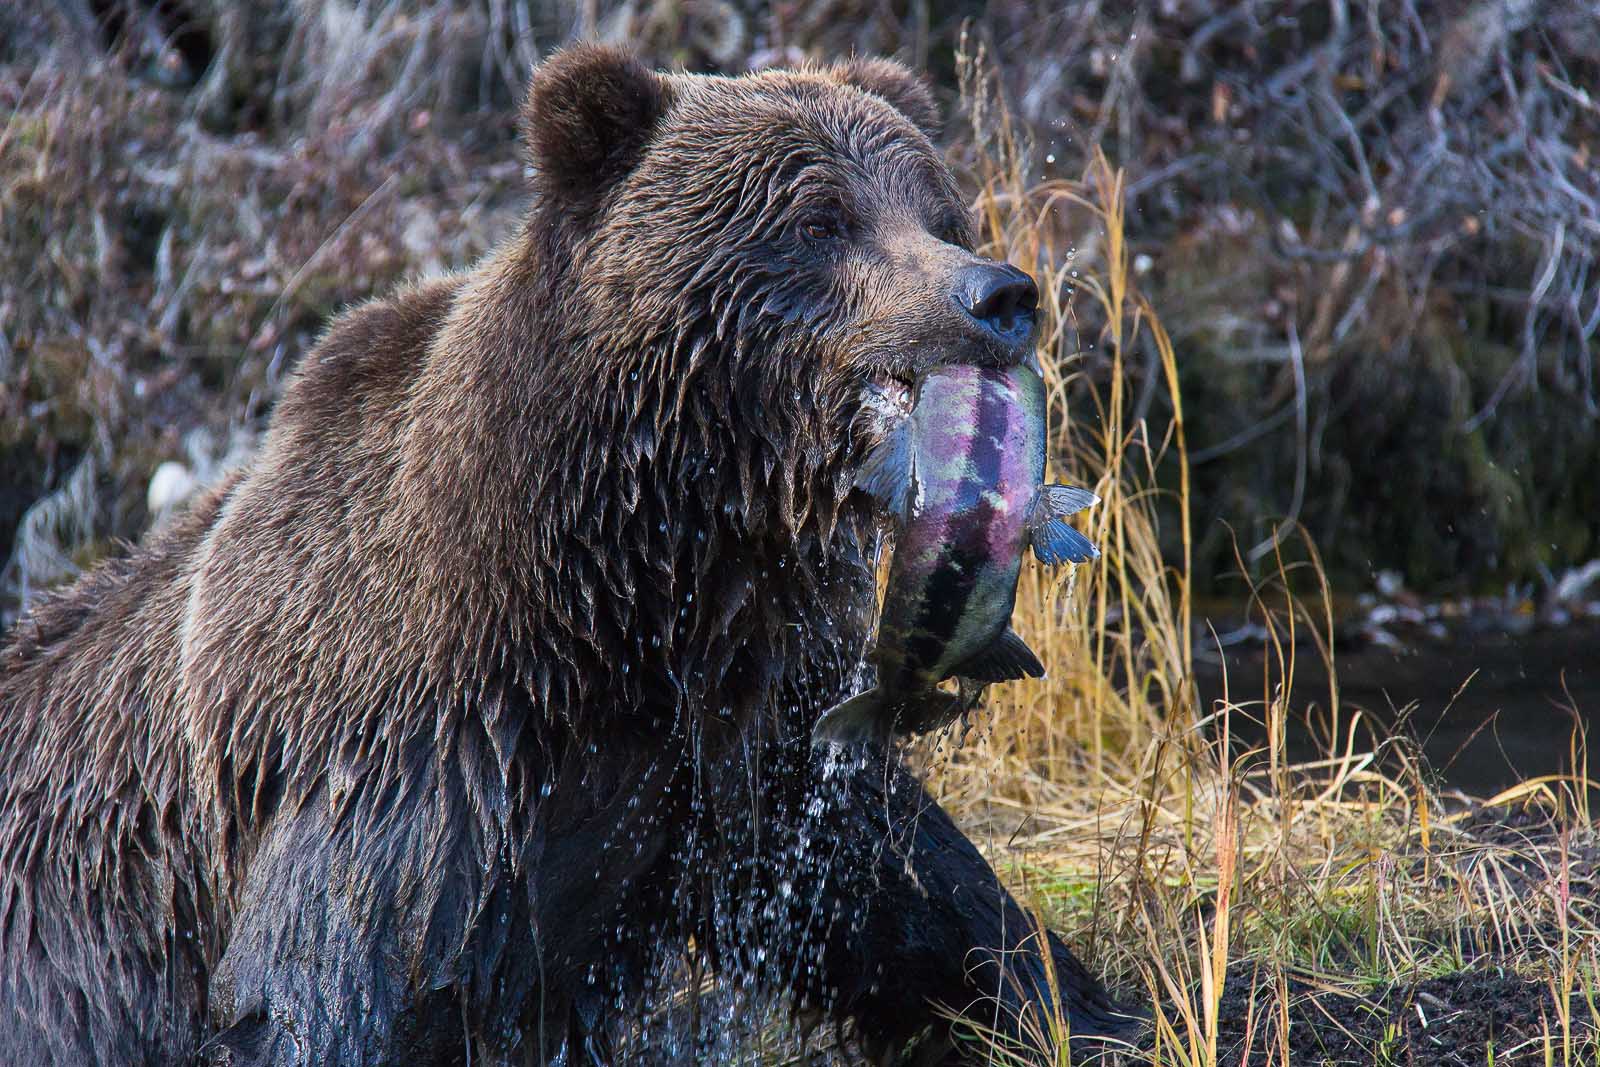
[798,214,844,243]
[934,214,973,249]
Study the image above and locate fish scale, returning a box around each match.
[813,361,1101,747]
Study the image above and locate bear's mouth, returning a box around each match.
[865,374,915,419]
[847,373,915,504]
[853,373,915,446]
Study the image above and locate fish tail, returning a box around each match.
[811,688,891,748]
[813,687,968,747]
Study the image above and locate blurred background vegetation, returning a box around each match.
[2,0,1597,621]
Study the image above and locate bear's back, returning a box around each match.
[0,274,471,1066]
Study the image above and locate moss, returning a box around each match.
[1162,295,1598,596]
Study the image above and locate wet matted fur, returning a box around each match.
[0,46,1133,1066]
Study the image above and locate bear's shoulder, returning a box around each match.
[273,274,467,437]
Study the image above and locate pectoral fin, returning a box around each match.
[1029,484,1101,564]
[854,420,915,521]
[954,627,1046,683]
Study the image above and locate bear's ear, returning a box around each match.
[520,44,672,215]
[829,57,942,141]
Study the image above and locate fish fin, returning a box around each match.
[954,628,1046,683]
[897,688,967,736]
[1032,522,1100,565]
[1029,485,1101,565]
[1038,484,1100,518]
[854,421,914,520]
[812,688,891,748]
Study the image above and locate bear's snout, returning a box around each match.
[951,261,1039,355]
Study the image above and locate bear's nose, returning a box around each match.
[953,263,1038,348]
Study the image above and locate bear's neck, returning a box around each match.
[396,248,878,741]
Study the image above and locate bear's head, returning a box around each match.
[517,45,1038,535]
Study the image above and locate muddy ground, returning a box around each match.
[1198,966,1585,1066]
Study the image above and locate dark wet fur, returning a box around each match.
[0,46,1136,1066]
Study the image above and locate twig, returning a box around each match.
[1465,219,1566,432]
[246,172,399,354]
[1249,320,1307,565]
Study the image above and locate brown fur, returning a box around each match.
[0,46,1130,1066]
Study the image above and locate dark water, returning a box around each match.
[1194,621,1600,795]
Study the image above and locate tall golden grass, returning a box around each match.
[918,43,1600,1066]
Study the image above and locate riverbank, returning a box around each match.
[917,85,1597,1063]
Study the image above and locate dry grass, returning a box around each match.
[912,46,1600,1066]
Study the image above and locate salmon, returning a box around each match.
[814,362,1098,746]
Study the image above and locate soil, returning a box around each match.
[1102,802,1600,1066]
[1189,966,1591,1067]
[791,964,1590,1065]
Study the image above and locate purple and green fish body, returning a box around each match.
[814,362,1100,747]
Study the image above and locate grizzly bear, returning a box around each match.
[0,46,1130,1065]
